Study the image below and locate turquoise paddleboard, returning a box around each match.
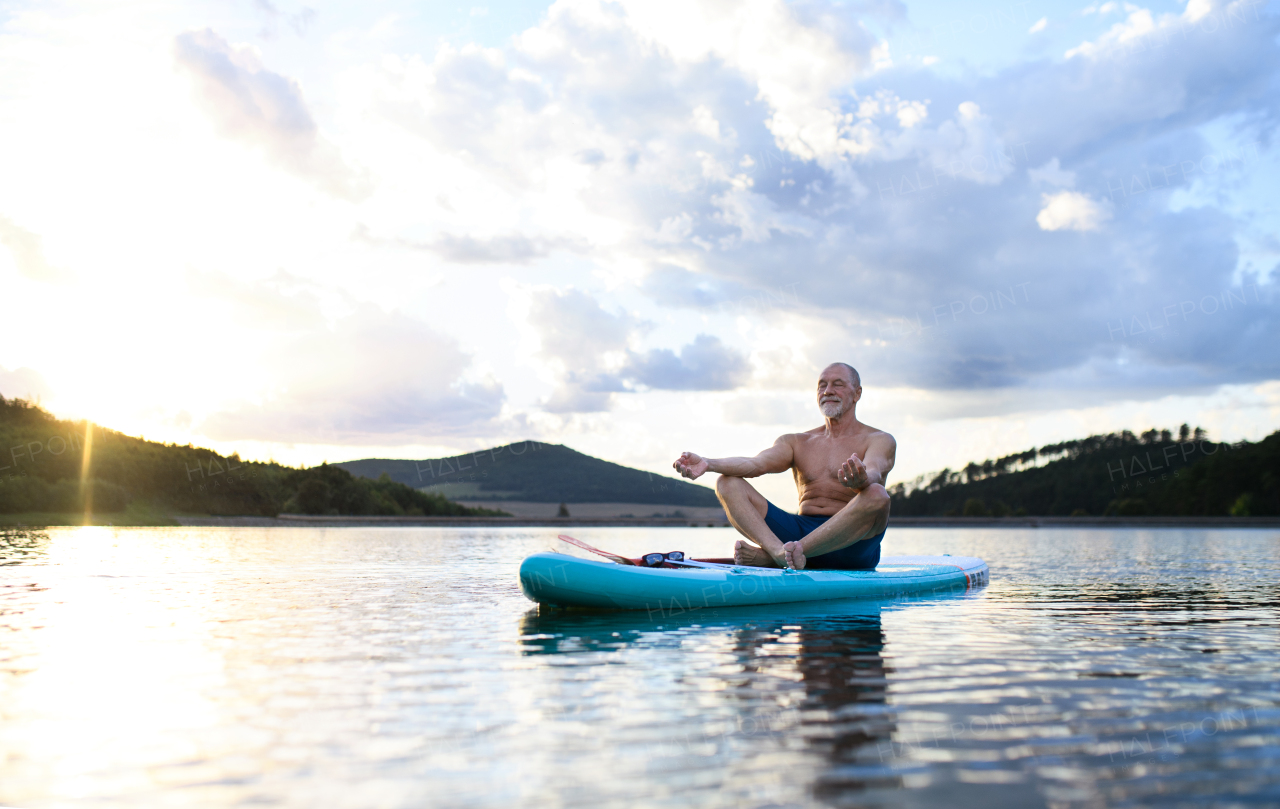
[519,552,989,610]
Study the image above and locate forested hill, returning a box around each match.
[337,442,720,506]
[0,397,505,520]
[889,425,1279,517]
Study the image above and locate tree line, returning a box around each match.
[0,396,507,518]
[888,425,1278,517]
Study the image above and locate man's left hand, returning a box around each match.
[838,453,870,490]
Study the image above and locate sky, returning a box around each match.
[0,0,1277,509]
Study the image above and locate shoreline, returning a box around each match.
[167,514,1280,528]
[5,514,1277,529]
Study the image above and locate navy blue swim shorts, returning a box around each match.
[763,500,884,570]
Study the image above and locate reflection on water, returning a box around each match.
[522,602,899,804]
[522,600,900,807]
[797,617,896,803]
[0,527,49,565]
[1,526,1278,808]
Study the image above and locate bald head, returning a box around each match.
[826,362,860,387]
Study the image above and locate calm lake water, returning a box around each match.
[1,526,1278,808]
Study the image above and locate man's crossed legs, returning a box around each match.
[715,475,891,570]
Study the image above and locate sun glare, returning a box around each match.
[78,422,94,525]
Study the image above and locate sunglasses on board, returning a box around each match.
[641,551,685,567]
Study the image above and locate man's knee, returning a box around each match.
[716,475,765,515]
[716,474,752,506]
[863,484,891,530]
[846,484,890,517]
[863,484,891,513]
[715,474,744,497]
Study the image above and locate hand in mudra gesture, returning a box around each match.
[673,452,709,480]
[838,453,871,490]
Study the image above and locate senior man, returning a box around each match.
[673,363,895,570]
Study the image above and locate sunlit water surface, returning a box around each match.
[1,526,1278,808]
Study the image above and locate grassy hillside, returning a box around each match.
[890,425,1279,517]
[0,397,506,520]
[337,442,720,507]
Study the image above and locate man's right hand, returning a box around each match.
[838,453,871,491]
[673,452,710,480]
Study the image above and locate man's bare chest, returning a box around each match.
[793,437,869,482]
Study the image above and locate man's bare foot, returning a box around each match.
[734,540,778,567]
[783,541,807,570]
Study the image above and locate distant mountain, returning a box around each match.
[337,442,720,507]
[889,426,1279,517]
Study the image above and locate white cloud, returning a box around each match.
[529,288,637,368]
[525,287,638,412]
[612,0,885,162]
[882,101,1012,185]
[174,28,371,200]
[1183,0,1213,23]
[202,302,503,443]
[524,287,751,411]
[896,100,929,128]
[1066,5,1157,58]
[712,178,817,243]
[251,0,318,36]
[626,334,750,391]
[1036,191,1112,231]
[653,213,694,244]
[1029,17,1048,33]
[1028,158,1076,188]
[691,105,721,140]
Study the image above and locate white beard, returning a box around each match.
[820,400,844,418]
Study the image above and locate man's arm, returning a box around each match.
[673,436,794,480]
[837,432,897,491]
[861,432,896,487]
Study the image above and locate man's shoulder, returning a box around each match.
[787,425,891,441]
[786,424,896,445]
[789,426,828,441]
[862,425,896,444]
